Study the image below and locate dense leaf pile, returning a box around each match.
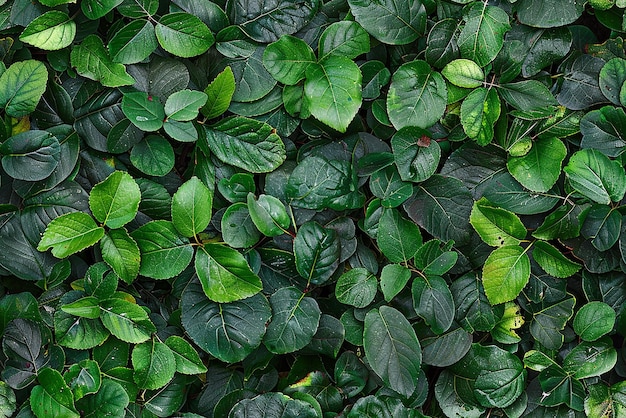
[2,0,626,416]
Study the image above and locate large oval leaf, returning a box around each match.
[31,368,79,418]
[363,306,422,398]
[155,12,214,58]
[412,275,455,334]
[387,60,447,130]
[0,60,48,117]
[0,130,60,181]
[182,278,271,363]
[108,19,158,64]
[458,3,510,67]
[132,339,176,390]
[516,0,585,28]
[348,0,426,45]
[391,126,441,183]
[19,10,76,51]
[171,176,213,238]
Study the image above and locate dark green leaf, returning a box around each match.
[563,337,617,379]
[564,148,626,204]
[458,4,510,67]
[584,382,626,418]
[391,126,441,183]
[580,106,626,157]
[335,268,377,308]
[369,165,413,208]
[599,58,626,106]
[1,130,59,181]
[530,295,576,350]
[451,273,498,333]
[421,324,472,367]
[538,364,585,410]
[229,392,318,418]
[221,203,261,248]
[130,135,175,176]
[155,12,214,58]
[498,80,558,111]
[380,264,412,302]
[377,208,422,263]
[108,19,157,64]
[54,292,108,350]
[425,19,461,68]
[293,221,340,286]
[348,0,426,45]
[516,0,585,28]
[412,275,455,334]
[318,21,370,61]
[557,54,606,111]
[64,359,101,400]
[164,336,207,375]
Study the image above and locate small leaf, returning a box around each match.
[64,359,101,401]
[573,301,616,341]
[121,91,165,132]
[19,10,76,51]
[0,60,48,117]
[482,245,530,305]
[221,203,261,248]
[348,0,426,45]
[89,171,141,229]
[391,126,441,183]
[99,297,156,344]
[387,60,447,130]
[532,240,581,278]
[132,340,176,390]
[38,212,105,258]
[580,106,626,158]
[165,336,208,375]
[380,264,412,302]
[31,368,79,418]
[294,221,340,286]
[130,135,175,176]
[442,59,484,88]
[263,35,316,85]
[195,244,263,303]
[377,208,422,263]
[335,268,377,308]
[171,176,213,238]
[470,197,527,247]
[155,12,214,58]
[164,89,207,122]
[364,306,422,398]
[304,56,362,133]
[71,35,134,87]
[264,286,321,354]
[564,148,626,204]
[412,275,455,334]
[202,66,236,119]
[461,87,501,145]
[61,296,100,319]
[247,193,290,237]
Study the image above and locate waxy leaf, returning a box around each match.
[387,60,447,130]
[304,56,362,133]
[19,10,75,51]
[0,130,60,181]
[391,126,441,183]
[74,380,129,418]
[412,275,455,334]
[533,241,581,278]
[108,19,157,64]
[442,59,484,88]
[31,368,79,418]
[364,306,421,398]
[38,212,105,258]
[81,0,123,19]
[130,135,175,176]
[335,268,377,308]
[132,340,176,390]
[380,264,412,302]
[165,336,207,375]
[202,66,236,119]
[195,244,263,303]
[247,193,290,237]
[155,13,214,58]
[482,245,530,305]
[461,87,501,145]
[99,297,156,344]
[165,89,207,122]
[61,296,100,319]
[171,176,213,238]
[122,91,165,132]
[600,58,626,106]
[564,148,626,204]
[425,19,461,68]
[0,60,48,117]
[205,117,286,173]
[294,221,340,286]
[573,301,615,341]
[538,364,585,410]
[131,220,194,279]
[182,279,271,363]
[318,21,370,61]
[221,203,261,248]
[517,0,585,28]
[71,35,134,87]
[563,337,617,379]
[264,286,321,354]
[229,392,318,418]
[470,198,527,247]
[458,3,510,67]
[89,171,140,229]
[64,359,101,400]
[263,35,316,85]
[348,0,426,45]
[580,106,626,157]
[100,228,140,285]
[507,137,566,193]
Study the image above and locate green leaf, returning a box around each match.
[221,203,261,248]
[0,382,16,417]
[64,359,101,400]
[132,339,176,390]
[335,268,377,308]
[530,295,576,350]
[580,106,626,158]
[0,60,48,117]
[164,336,207,375]
[108,19,157,64]
[31,368,79,418]
[564,148,626,204]
[435,370,486,418]
[442,59,484,88]
[229,0,319,43]
[380,264,412,302]
[563,337,617,379]
[451,273,497,333]
[585,382,626,418]
[182,278,271,363]
[81,0,123,19]
[202,66,236,119]
[483,172,559,215]
[404,175,473,246]
[482,245,531,305]
[303,56,362,133]
[538,364,584,410]
[369,165,414,208]
[516,0,585,28]
[264,286,321,354]
[387,60,447,130]
[19,10,75,51]
[263,35,316,85]
[71,35,134,87]
[363,306,422,398]
[195,243,263,303]
[348,0,426,45]
[218,173,255,203]
[99,297,156,344]
[100,228,140,285]
[391,126,441,183]
[171,176,213,238]
[61,296,100,319]
[204,117,286,173]
[377,208,422,263]
[470,197,527,247]
[83,262,117,300]
[458,3,510,67]
[38,212,105,258]
[74,380,129,418]
[498,80,558,111]
[412,275,455,334]
[600,58,626,106]
[0,130,60,181]
[117,0,158,17]
[130,135,175,176]
[155,12,214,58]
[425,19,461,68]
[461,87,501,145]
[89,171,140,229]
[121,91,165,132]
[247,193,290,237]
[533,240,581,278]
[573,301,616,341]
[507,137,566,193]
[293,221,340,286]
[164,89,207,121]
[130,220,194,279]
[318,21,370,61]
[54,292,109,350]
[229,392,318,418]
[532,204,583,241]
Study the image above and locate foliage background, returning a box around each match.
[1,0,626,416]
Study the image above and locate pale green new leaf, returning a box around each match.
[442,59,484,88]
[99,297,156,343]
[482,245,530,305]
[470,198,527,247]
[89,171,141,229]
[19,10,76,51]
[38,212,105,258]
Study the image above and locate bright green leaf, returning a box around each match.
[442,59,484,88]
[61,296,100,319]
[482,245,530,305]
[247,193,290,237]
[89,171,141,229]
[202,66,236,119]
[165,89,207,121]
[71,35,134,87]
[318,21,370,61]
[38,212,105,258]
[19,10,76,51]
[461,87,501,145]
[564,148,626,204]
[573,301,616,341]
[0,60,48,117]
[532,240,581,278]
[458,3,510,67]
[64,360,101,401]
[100,228,140,285]
[31,368,79,418]
[470,197,527,247]
[171,176,213,238]
[108,19,157,64]
[132,340,176,390]
[121,91,165,132]
[263,35,316,85]
[507,137,566,192]
[99,297,156,344]
[165,335,208,375]
[155,12,214,58]
[81,0,123,19]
